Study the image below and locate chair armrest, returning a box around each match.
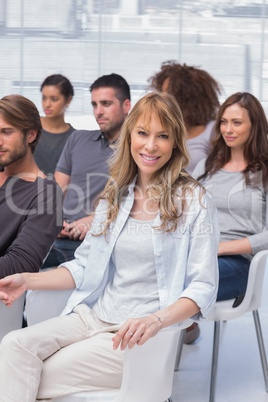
[25,288,73,326]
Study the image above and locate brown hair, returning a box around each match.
[148,61,221,128]
[199,92,268,185]
[0,94,42,153]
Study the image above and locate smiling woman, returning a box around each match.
[193,92,268,302]
[0,92,219,401]
[219,103,252,157]
[130,114,175,187]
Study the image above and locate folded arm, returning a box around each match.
[218,238,252,256]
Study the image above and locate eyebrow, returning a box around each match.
[221,117,243,121]
[92,100,113,104]
[136,125,168,133]
[0,127,15,131]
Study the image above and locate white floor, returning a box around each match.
[171,266,268,402]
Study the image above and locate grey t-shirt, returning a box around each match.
[93,216,160,324]
[193,159,268,260]
[186,120,215,174]
[56,129,114,221]
[34,124,75,175]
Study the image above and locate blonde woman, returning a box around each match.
[0,92,219,401]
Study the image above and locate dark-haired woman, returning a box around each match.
[34,74,75,175]
[194,91,268,304]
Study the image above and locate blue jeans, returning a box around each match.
[217,255,250,301]
[42,239,82,269]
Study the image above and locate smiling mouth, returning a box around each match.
[141,154,160,161]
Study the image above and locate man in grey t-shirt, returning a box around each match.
[43,73,131,267]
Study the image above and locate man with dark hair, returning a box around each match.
[0,95,62,278]
[90,72,131,105]
[43,73,131,267]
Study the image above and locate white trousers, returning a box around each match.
[0,304,124,402]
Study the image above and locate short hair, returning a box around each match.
[40,74,74,99]
[89,73,131,103]
[0,95,42,153]
[148,61,221,127]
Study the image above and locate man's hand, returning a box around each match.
[58,216,94,241]
[0,274,27,307]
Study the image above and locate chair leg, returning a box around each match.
[174,328,186,372]
[253,310,268,392]
[209,321,221,402]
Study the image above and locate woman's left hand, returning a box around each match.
[112,314,162,351]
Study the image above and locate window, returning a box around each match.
[0,0,267,129]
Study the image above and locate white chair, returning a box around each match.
[0,294,25,341]
[26,289,191,402]
[175,250,268,402]
[52,326,180,402]
[26,288,73,323]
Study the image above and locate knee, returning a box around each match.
[1,328,23,348]
[0,327,30,354]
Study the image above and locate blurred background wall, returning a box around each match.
[0,0,267,128]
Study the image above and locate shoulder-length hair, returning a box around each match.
[148,61,221,128]
[199,92,268,185]
[96,91,202,235]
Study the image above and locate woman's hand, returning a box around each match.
[58,217,94,241]
[112,314,163,351]
[0,273,27,307]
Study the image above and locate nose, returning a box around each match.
[145,137,157,153]
[94,104,104,117]
[225,122,233,133]
[43,99,51,108]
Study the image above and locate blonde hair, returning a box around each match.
[97,91,201,234]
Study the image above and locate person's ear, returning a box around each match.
[65,96,73,107]
[27,129,38,144]
[123,99,131,115]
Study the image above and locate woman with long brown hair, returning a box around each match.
[194,91,268,303]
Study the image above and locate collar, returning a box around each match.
[91,130,104,141]
[127,175,138,196]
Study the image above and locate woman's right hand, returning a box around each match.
[0,273,27,307]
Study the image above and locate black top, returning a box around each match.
[34,124,75,175]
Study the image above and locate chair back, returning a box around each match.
[208,250,268,322]
[0,294,25,341]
